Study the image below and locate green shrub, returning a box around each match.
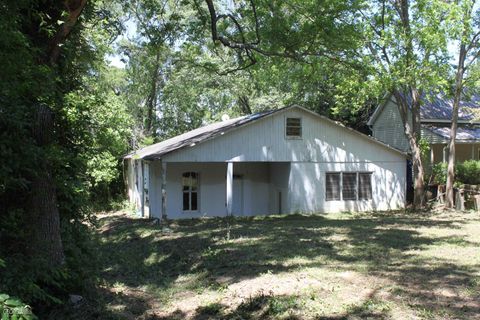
[431,160,480,185]
[456,160,480,185]
[0,293,36,320]
[431,162,448,184]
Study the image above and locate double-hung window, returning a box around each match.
[325,172,372,201]
[182,172,198,211]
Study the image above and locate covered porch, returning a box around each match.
[430,142,480,164]
[146,161,291,220]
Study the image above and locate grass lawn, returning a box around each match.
[77,210,479,319]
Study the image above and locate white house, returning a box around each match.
[125,105,407,219]
[368,93,480,165]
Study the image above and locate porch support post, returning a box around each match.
[472,144,475,160]
[140,160,145,217]
[226,162,233,216]
[160,159,167,221]
[430,147,434,166]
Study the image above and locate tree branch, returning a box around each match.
[48,0,88,65]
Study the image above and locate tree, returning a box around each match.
[0,0,131,310]
[445,0,480,208]
[25,0,88,269]
[360,0,451,208]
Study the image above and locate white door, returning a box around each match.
[232,176,243,215]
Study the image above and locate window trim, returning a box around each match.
[325,171,373,201]
[182,171,200,212]
[285,116,303,139]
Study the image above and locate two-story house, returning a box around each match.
[368,93,480,166]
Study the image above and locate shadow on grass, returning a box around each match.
[83,212,479,319]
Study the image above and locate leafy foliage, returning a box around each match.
[0,293,36,320]
[0,0,131,316]
[431,160,480,185]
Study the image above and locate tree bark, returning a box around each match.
[145,51,161,135]
[26,0,87,268]
[446,39,468,208]
[393,89,426,209]
[28,105,65,267]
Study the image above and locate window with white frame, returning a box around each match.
[285,117,302,138]
[182,172,198,211]
[326,172,372,201]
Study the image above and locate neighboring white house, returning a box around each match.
[125,105,407,219]
[368,93,480,166]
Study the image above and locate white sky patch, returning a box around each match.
[107,19,137,69]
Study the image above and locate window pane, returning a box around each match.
[183,192,190,210]
[359,173,372,200]
[286,126,302,136]
[191,192,198,211]
[326,173,341,201]
[287,118,301,126]
[342,173,357,200]
[191,174,198,188]
[286,118,302,137]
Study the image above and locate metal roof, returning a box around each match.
[423,124,480,141]
[368,93,480,126]
[126,105,406,161]
[125,108,282,160]
[420,93,480,121]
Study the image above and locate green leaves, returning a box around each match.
[0,294,36,320]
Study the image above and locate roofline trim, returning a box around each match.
[421,119,480,124]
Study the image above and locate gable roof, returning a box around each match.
[368,93,480,126]
[126,105,406,160]
[125,108,283,160]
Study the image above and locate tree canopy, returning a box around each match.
[1,0,479,317]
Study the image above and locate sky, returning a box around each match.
[107,19,137,69]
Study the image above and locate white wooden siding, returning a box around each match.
[288,162,405,213]
[163,109,404,163]
[371,99,410,152]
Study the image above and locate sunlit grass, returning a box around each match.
[86,210,480,319]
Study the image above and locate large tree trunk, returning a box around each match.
[393,89,426,209]
[446,43,467,208]
[25,0,87,268]
[28,105,65,267]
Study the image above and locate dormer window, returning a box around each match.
[286,117,302,138]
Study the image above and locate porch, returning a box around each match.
[429,143,480,164]
[147,161,291,219]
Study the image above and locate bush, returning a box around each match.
[431,160,480,185]
[456,160,480,185]
[0,292,36,320]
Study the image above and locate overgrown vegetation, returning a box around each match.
[2,0,480,317]
[64,210,480,319]
[431,160,480,185]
